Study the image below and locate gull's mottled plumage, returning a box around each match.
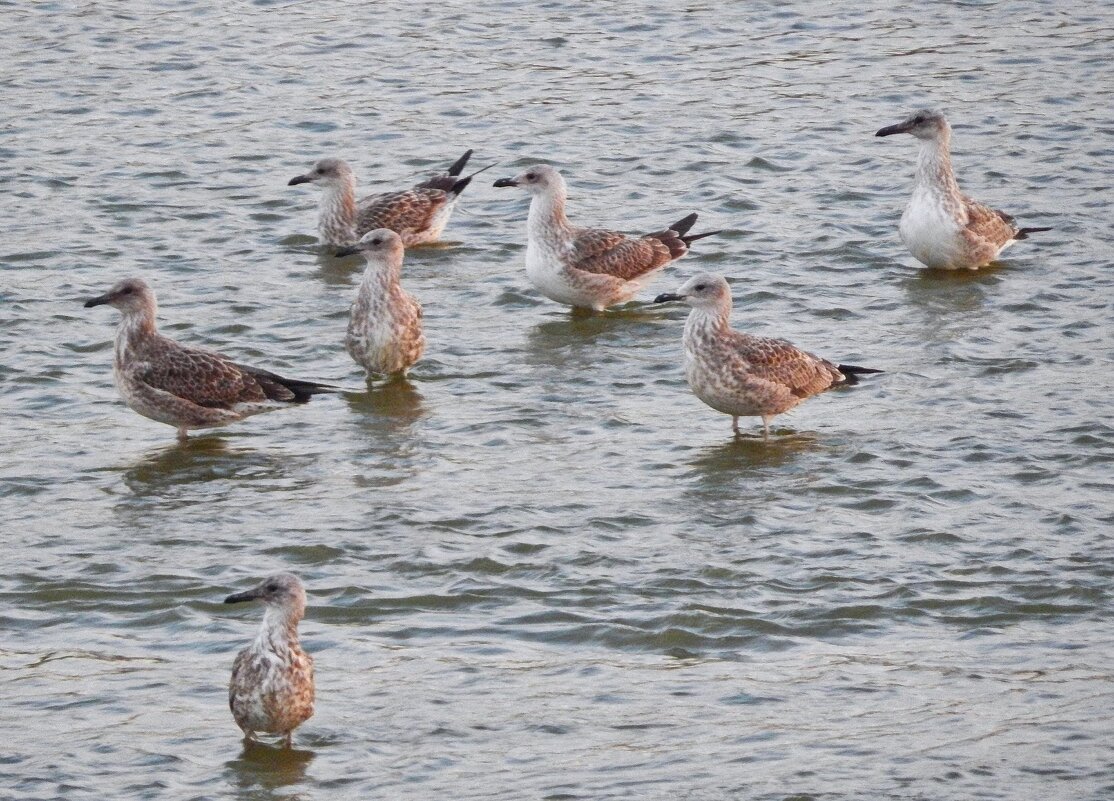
[876,109,1051,270]
[493,164,718,310]
[336,229,425,379]
[288,150,478,249]
[84,278,335,440]
[224,573,315,748]
[654,274,881,435]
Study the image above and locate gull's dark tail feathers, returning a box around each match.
[236,363,340,404]
[446,149,473,177]
[681,229,722,246]
[837,364,884,386]
[1016,226,1052,240]
[451,162,497,196]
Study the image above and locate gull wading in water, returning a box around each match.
[224,573,315,748]
[493,164,719,310]
[654,273,881,436]
[288,150,487,249]
[336,229,425,380]
[875,109,1051,270]
[84,278,335,441]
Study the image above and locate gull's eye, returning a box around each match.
[525,172,537,181]
[694,284,707,292]
[120,287,134,295]
[264,582,279,592]
[372,238,382,245]
[316,166,325,174]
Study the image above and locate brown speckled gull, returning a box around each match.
[83,278,335,441]
[224,573,315,748]
[288,150,481,249]
[654,273,881,436]
[875,109,1051,270]
[336,229,425,379]
[493,164,719,310]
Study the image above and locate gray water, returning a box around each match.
[2,2,1113,799]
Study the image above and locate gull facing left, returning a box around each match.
[493,164,719,310]
[654,274,881,436]
[336,229,425,380]
[288,150,483,249]
[224,573,315,748]
[84,278,335,440]
[875,109,1051,270]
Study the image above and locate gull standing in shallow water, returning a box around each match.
[84,278,335,441]
[654,274,881,436]
[336,229,425,380]
[288,150,485,249]
[224,573,315,748]
[493,164,719,311]
[875,109,1051,270]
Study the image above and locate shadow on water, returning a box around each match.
[687,430,823,482]
[344,378,426,427]
[900,264,1006,340]
[525,304,661,364]
[223,739,314,797]
[120,436,289,493]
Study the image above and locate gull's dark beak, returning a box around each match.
[83,293,112,308]
[224,587,262,604]
[288,174,313,186]
[875,121,911,137]
[653,293,685,304]
[334,244,361,257]
[492,177,518,188]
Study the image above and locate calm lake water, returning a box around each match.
[3,1,1113,799]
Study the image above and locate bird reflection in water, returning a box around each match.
[225,737,315,794]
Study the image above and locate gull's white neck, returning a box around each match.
[254,604,302,656]
[318,177,358,245]
[358,254,403,298]
[684,305,731,345]
[114,305,158,364]
[527,182,572,242]
[913,132,961,202]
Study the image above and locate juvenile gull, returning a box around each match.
[493,164,719,310]
[224,573,315,748]
[875,109,1051,270]
[654,273,881,436]
[84,278,335,441]
[288,150,484,248]
[336,229,425,379]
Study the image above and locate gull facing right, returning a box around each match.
[336,229,425,380]
[875,109,1051,270]
[493,164,719,310]
[654,274,881,436]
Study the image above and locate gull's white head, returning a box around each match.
[492,163,566,197]
[288,158,356,190]
[83,277,157,316]
[334,228,404,261]
[875,109,950,141]
[654,273,733,314]
[224,572,308,622]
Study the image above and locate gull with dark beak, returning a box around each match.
[493,164,719,311]
[288,150,488,249]
[224,573,315,748]
[654,273,881,436]
[335,229,425,380]
[83,278,336,441]
[875,109,1051,270]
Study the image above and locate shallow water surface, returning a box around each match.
[2,1,1113,800]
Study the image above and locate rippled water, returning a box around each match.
[3,2,1113,799]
